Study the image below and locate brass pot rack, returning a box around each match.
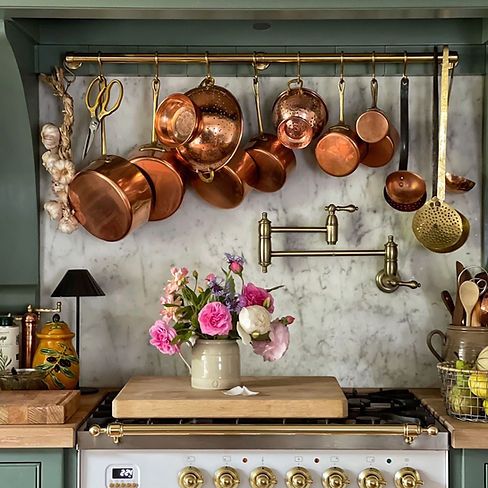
[64,50,458,70]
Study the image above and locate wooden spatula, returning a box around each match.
[453,261,470,326]
[459,281,480,327]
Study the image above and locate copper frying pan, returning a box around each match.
[129,67,185,221]
[314,76,367,177]
[69,76,152,242]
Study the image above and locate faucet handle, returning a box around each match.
[376,270,421,293]
[392,279,421,289]
[325,204,358,214]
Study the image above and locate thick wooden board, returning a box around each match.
[0,390,80,425]
[412,388,488,449]
[113,376,348,419]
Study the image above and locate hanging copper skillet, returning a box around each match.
[129,61,185,221]
[69,75,152,242]
[271,53,327,150]
[314,62,367,177]
[246,57,296,192]
[384,60,427,212]
[361,126,399,168]
[412,46,469,253]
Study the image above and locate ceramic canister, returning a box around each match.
[0,316,20,369]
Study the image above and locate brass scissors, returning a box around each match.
[82,76,123,159]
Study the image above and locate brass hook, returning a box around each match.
[340,51,345,82]
[154,52,160,81]
[252,51,259,79]
[371,51,376,80]
[97,52,103,78]
[403,51,408,78]
[296,51,302,83]
[205,51,211,79]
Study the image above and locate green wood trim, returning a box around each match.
[449,449,488,488]
[0,19,39,311]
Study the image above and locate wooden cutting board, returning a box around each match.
[113,376,347,419]
[0,390,80,425]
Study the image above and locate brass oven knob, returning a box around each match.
[250,467,277,488]
[322,467,350,488]
[178,467,204,488]
[358,468,386,488]
[394,467,423,488]
[286,466,313,488]
[214,466,240,488]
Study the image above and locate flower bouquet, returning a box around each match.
[149,254,294,388]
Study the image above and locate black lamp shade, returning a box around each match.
[51,269,105,298]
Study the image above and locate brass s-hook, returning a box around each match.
[371,51,376,80]
[402,51,408,79]
[340,51,345,82]
[296,51,302,84]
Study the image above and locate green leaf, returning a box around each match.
[51,375,65,389]
[61,367,75,378]
[181,286,198,305]
[65,355,79,364]
[36,363,53,371]
[40,348,59,355]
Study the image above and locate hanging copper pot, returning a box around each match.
[361,125,399,168]
[69,78,152,242]
[129,68,185,221]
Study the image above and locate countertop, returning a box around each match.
[412,388,488,449]
[0,389,108,449]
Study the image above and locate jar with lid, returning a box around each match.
[0,315,20,370]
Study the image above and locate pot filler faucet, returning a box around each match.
[258,204,420,293]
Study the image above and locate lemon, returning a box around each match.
[468,372,488,398]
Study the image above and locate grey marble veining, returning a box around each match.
[39,75,482,387]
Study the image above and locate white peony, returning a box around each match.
[237,305,271,345]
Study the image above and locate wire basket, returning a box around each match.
[437,362,488,422]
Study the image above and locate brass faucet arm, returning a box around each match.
[272,226,327,233]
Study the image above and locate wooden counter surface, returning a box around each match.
[0,389,109,449]
[412,388,488,449]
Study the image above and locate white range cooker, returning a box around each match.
[78,390,448,488]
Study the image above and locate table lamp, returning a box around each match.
[51,269,105,394]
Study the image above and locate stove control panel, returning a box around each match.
[105,465,139,488]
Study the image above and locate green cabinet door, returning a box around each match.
[0,449,76,488]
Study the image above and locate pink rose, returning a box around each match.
[252,321,290,361]
[149,319,180,355]
[241,283,274,313]
[198,301,232,336]
[205,273,216,282]
[230,261,243,274]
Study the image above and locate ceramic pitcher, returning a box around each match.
[33,314,79,389]
[186,339,240,390]
[427,325,488,363]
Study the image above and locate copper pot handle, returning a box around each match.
[338,78,346,125]
[151,56,161,145]
[252,57,265,138]
[370,77,379,109]
[426,329,446,362]
[287,77,304,91]
[198,170,215,183]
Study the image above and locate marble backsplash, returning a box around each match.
[39,75,482,387]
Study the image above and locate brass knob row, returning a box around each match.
[178,465,423,488]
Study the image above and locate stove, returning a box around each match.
[78,389,448,488]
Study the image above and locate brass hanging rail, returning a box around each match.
[64,51,458,70]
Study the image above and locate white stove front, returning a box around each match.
[80,449,448,487]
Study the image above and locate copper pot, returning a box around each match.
[315,79,367,177]
[190,150,257,209]
[361,125,399,168]
[69,80,152,242]
[245,64,296,192]
[129,75,185,221]
[271,78,327,149]
[155,76,243,182]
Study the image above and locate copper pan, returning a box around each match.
[384,74,426,211]
[315,77,367,177]
[361,125,399,168]
[245,59,296,192]
[190,150,257,209]
[271,73,327,150]
[69,78,152,242]
[129,71,185,221]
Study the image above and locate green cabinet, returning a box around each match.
[450,448,488,488]
[0,449,76,488]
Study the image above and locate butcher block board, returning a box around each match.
[113,376,347,419]
[0,390,80,425]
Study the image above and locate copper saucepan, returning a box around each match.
[314,75,367,177]
[190,150,257,209]
[69,76,152,242]
[271,55,327,150]
[246,58,295,192]
[129,66,185,221]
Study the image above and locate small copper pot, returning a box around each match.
[315,79,367,177]
[271,78,327,149]
[361,125,399,168]
[190,150,257,209]
[356,78,391,144]
[129,76,186,221]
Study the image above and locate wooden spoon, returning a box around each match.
[459,281,480,327]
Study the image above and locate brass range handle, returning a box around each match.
[322,467,350,488]
[394,468,423,488]
[214,467,240,488]
[358,468,386,488]
[250,467,277,488]
[178,467,204,488]
[286,467,313,488]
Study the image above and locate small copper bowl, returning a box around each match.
[271,81,328,149]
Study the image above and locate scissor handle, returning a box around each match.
[97,79,124,120]
[85,76,107,115]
